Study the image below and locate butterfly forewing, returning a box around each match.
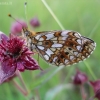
[29,30,96,66]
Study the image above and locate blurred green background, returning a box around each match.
[0,0,100,100]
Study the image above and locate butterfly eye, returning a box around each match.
[25,31,29,36]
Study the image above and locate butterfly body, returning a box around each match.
[23,28,96,66]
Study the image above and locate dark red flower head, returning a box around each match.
[90,80,100,100]
[0,32,40,84]
[73,69,88,85]
[30,17,40,28]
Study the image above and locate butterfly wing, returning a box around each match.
[33,30,96,66]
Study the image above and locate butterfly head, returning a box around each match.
[22,27,30,36]
[22,27,35,38]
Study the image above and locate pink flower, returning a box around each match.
[90,80,100,100]
[10,20,27,35]
[0,32,40,84]
[30,17,40,28]
[73,69,88,85]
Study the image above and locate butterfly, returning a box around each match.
[22,27,96,66]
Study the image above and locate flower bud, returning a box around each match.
[90,80,100,100]
[30,17,40,28]
[73,70,88,85]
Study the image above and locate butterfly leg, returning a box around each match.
[32,50,40,64]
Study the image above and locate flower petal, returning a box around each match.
[0,59,16,84]
[0,32,8,42]
[17,61,25,72]
[23,56,40,70]
[22,48,33,55]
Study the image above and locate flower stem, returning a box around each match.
[80,85,87,100]
[89,96,95,100]
[12,79,28,96]
[88,19,100,38]
[41,0,65,30]
[84,61,97,80]
[16,70,29,94]
[35,89,41,100]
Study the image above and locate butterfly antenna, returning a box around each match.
[8,14,23,27]
[24,1,28,26]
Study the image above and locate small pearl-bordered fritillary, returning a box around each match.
[22,27,96,66]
